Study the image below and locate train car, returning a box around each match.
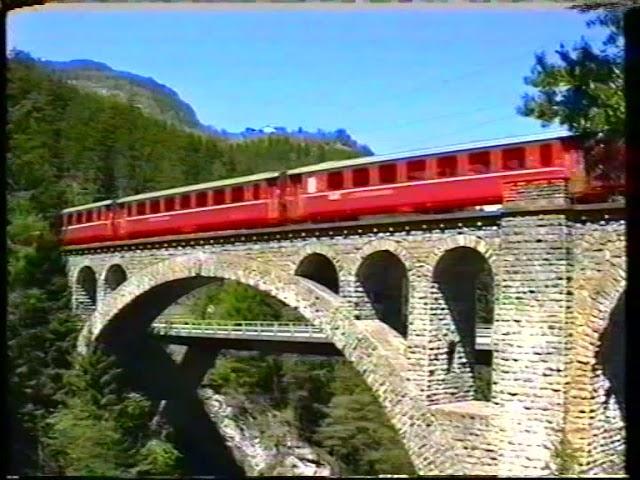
[61,200,116,246]
[60,132,622,248]
[283,132,583,223]
[112,171,284,241]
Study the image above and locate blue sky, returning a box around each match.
[7,6,606,155]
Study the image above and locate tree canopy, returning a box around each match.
[518,10,625,182]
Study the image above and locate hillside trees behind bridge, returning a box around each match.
[8,53,414,476]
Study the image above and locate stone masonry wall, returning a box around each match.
[492,180,572,475]
[65,192,625,476]
[566,218,626,474]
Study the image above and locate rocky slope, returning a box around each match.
[198,388,337,476]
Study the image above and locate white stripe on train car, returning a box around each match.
[302,167,567,199]
[126,199,268,220]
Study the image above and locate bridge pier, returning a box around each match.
[492,179,571,476]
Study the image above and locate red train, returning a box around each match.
[60,132,622,247]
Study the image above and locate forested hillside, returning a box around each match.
[12,50,374,156]
[7,54,414,476]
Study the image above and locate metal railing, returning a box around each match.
[152,313,327,340]
[152,314,494,349]
[153,320,327,339]
[476,323,493,350]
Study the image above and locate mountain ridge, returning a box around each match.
[12,50,374,156]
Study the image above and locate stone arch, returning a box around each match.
[425,234,496,272]
[79,252,468,475]
[295,253,340,294]
[291,243,345,274]
[103,263,128,293]
[353,238,415,272]
[75,265,98,313]
[356,250,410,337]
[596,289,625,421]
[568,262,626,473]
[428,244,495,402]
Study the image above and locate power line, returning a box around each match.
[352,104,513,138]
[313,35,604,119]
[374,117,568,156]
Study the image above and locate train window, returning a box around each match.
[86,210,93,223]
[379,163,397,184]
[540,144,553,167]
[352,167,370,187]
[502,147,525,170]
[231,186,245,203]
[164,196,175,212]
[214,189,226,205]
[140,202,149,216]
[196,191,208,208]
[407,159,426,180]
[127,204,134,217]
[253,183,262,200]
[327,171,344,191]
[289,175,302,187]
[437,156,457,178]
[150,199,161,215]
[469,151,491,174]
[180,194,192,210]
[267,177,278,187]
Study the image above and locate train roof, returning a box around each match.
[117,171,281,203]
[287,131,576,175]
[60,131,575,214]
[62,199,114,214]
[62,171,281,212]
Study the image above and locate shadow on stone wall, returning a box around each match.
[357,250,409,337]
[295,253,340,294]
[596,290,625,421]
[104,334,245,477]
[97,276,245,476]
[433,246,494,399]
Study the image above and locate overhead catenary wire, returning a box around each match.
[373,115,568,157]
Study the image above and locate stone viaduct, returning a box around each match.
[63,179,626,476]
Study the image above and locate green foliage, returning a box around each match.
[133,439,183,477]
[280,357,336,439]
[190,281,306,326]
[207,355,416,476]
[207,354,285,400]
[474,365,492,402]
[314,363,416,476]
[45,348,180,477]
[6,50,363,476]
[518,11,625,182]
[552,435,580,476]
[45,396,129,476]
[213,281,283,324]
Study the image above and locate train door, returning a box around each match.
[113,202,127,240]
[266,176,283,223]
[284,173,304,221]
